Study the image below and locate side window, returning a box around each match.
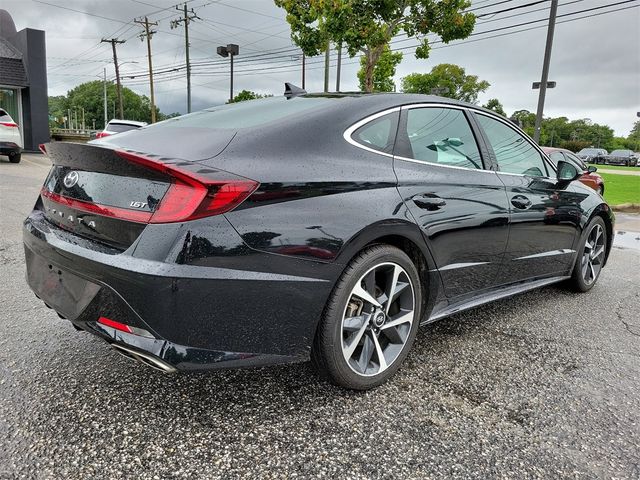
[401,108,482,169]
[351,112,398,154]
[475,114,549,177]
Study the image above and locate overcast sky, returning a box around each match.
[5,0,640,135]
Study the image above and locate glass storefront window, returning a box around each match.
[0,88,20,123]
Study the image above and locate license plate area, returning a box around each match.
[25,247,101,320]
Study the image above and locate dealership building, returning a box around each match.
[0,9,48,151]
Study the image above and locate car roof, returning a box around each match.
[541,147,571,154]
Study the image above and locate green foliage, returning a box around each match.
[274,0,475,92]
[48,80,166,130]
[357,45,402,92]
[48,95,67,128]
[510,110,617,151]
[629,121,640,141]
[482,98,505,116]
[401,63,490,103]
[227,90,273,103]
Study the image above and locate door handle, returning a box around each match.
[510,195,532,210]
[412,194,446,210]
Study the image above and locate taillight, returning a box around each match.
[39,143,47,155]
[0,122,18,128]
[116,150,258,223]
[40,150,258,224]
[96,132,110,138]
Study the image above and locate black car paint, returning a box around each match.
[23,94,614,372]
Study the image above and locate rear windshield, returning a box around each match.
[610,150,631,156]
[107,123,142,133]
[150,96,336,130]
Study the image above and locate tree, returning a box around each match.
[357,45,402,92]
[49,81,168,130]
[274,0,476,92]
[48,95,67,128]
[227,90,272,103]
[482,98,505,116]
[401,63,489,103]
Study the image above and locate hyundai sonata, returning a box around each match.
[24,90,613,389]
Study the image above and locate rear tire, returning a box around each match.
[567,216,607,292]
[312,245,422,390]
[8,152,21,163]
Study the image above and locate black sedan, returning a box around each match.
[604,149,638,167]
[24,91,614,390]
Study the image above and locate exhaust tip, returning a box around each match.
[111,343,176,373]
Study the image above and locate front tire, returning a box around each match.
[568,217,607,292]
[8,152,21,163]
[312,245,422,390]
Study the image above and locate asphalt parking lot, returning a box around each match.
[1,154,639,479]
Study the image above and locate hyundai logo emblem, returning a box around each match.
[63,171,79,188]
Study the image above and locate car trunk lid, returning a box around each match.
[39,142,258,250]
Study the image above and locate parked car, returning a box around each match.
[577,147,607,164]
[542,147,605,194]
[0,107,23,163]
[25,93,614,390]
[604,149,638,166]
[96,119,147,139]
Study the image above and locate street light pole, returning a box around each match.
[533,0,558,144]
[217,44,239,102]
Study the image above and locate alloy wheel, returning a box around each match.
[341,262,416,377]
[581,223,605,286]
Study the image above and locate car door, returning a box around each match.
[393,105,510,299]
[472,112,580,284]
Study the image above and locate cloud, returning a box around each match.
[6,0,640,136]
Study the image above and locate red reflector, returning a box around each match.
[0,122,18,128]
[98,316,133,334]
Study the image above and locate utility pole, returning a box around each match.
[302,53,306,90]
[102,67,108,127]
[533,0,558,144]
[101,38,125,119]
[335,42,342,92]
[135,16,158,123]
[171,5,199,113]
[323,41,330,93]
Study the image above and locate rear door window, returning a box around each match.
[399,107,483,169]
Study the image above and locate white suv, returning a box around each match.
[96,119,147,139]
[0,108,23,163]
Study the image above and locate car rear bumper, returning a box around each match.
[23,211,335,371]
[0,141,21,155]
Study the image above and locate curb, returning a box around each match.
[611,203,640,213]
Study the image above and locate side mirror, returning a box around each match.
[587,165,597,173]
[557,160,580,182]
